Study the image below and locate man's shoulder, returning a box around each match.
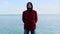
[33,10,37,13]
[23,10,27,13]
[23,10,37,13]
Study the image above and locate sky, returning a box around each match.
[0,0,59,14]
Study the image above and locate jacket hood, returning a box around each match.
[27,2,33,11]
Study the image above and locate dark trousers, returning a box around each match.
[24,29,35,34]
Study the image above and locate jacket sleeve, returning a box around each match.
[22,12,25,23]
[35,11,38,23]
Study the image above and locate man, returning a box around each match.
[22,2,38,34]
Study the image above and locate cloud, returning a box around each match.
[0,5,59,14]
[0,7,21,14]
[34,4,59,14]
[0,1,8,5]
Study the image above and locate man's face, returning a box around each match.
[27,2,33,10]
[27,3,32,9]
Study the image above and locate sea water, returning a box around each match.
[0,14,60,34]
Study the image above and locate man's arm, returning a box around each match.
[22,12,25,23]
[35,11,38,23]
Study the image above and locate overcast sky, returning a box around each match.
[0,0,59,14]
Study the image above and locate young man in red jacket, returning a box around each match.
[22,2,38,34]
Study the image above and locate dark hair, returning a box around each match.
[27,2,33,10]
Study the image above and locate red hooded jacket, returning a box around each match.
[22,10,38,30]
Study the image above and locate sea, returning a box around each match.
[0,14,60,34]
